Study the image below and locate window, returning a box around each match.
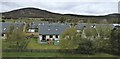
[42,35,46,40]
[56,29,58,31]
[50,35,53,38]
[56,35,58,38]
[4,28,6,30]
[1,33,5,36]
[48,29,50,30]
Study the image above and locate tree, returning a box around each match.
[96,24,112,38]
[84,27,98,38]
[59,16,67,23]
[6,26,26,49]
[77,38,95,54]
[110,27,120,55]
[93,37,111,53]
[60,27,80,49]
[93,24,112,53]
[2,20,5,22]
[82,23,98,39]
[60,26,97,54]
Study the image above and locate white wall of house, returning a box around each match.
[39,35,60,43]
[39,35,42,41]
[28,29,35,32]
[46,35,50,39]
[53,35,59,40]
[77,30,80,32]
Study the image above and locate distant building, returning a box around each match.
[76,23,115,32]
[76,23,92,32]
[38,23,70,43]
[0,22,24,39]
[76,23,115,38]
[28,22,48,33]
[28,22,39,32]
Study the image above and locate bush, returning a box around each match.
[110,27,120,55]
[76,38,95,54]
[2,20,5,22]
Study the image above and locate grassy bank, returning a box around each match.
[3,52,118,57]
[26,38,60,49]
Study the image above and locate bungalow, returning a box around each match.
[75,23,93,38]
[28,22,39,32]
[76,23,115,32]
[76,23,92,32]
[113,24,120,27]
[38,23,70,43]
[94,24,115,30]
[76,23,115,38]
[28,22,48,32]
[0,22,24,39]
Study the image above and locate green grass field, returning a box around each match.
[3,52,117,57]
[2,38,119,58]
[27,38,60,49]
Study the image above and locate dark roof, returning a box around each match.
[39,23,70,35]
[29,23,39,28]
[76,23,115,30]
[95,24,114,29]
[29,22,48,28]
[0,22,24,33]
[76,23,92,30]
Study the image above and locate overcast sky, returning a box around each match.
[0,0,120,15]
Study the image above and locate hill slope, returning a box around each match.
[2,7,63,19]
[1,7,120,19]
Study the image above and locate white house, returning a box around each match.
[38,23,70,43]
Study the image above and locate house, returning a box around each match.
[113,25,120,30]
[113,24,120,27]
[0,22,24,39]
[38,23,70,43]
[28,22,48,32]
[28,22,39,32]
[76,23,115,32]
[94,24,115,30]
[76,23,115,38]
[76,23,92,32]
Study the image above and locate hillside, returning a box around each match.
[1,7,63,19]
[1,7,120,19]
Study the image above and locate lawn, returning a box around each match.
[3,52,118,57]
[2,38,119,58]
[26,38,60,49]
[2,39,29,49]
[2,40,11,49]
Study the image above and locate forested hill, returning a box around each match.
[1,7,120,19]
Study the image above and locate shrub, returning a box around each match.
[76,38,95,54]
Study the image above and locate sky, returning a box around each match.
[0,0,120,15]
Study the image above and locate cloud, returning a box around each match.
[1,2,20,12]
[1,0,120,2]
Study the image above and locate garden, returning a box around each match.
[2,24,120,58]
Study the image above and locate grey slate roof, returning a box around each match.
[29,22,48,28]
[76,23,93,30]
[76,23,115,30]
[0,22,24,33]
[39,23,70,35]
[29,23,39,28]
[95,24,115,29]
